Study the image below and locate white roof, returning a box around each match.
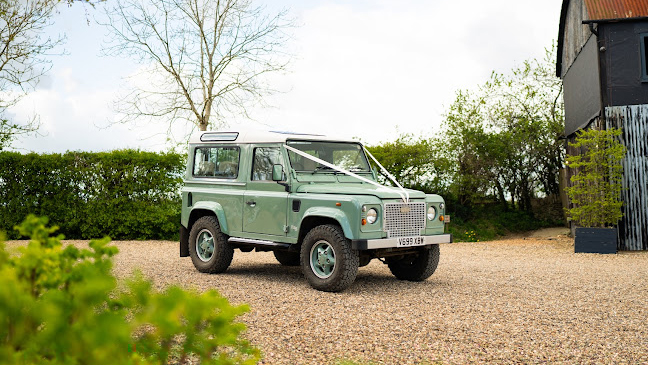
[189,129,360,144]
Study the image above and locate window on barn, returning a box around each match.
[641,33,648,82]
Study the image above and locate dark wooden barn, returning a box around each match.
[557,0,648,250]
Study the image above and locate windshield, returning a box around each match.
[287,140,371,172]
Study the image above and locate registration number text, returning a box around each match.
[397,236,425,247]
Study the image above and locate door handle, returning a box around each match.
[246,201,256,207]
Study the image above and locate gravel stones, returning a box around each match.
[8,236,648,364]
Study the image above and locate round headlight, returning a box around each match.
[366,208,378,224]
[427,206,436,220]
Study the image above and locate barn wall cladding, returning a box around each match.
[563,35,602,136]
[599,22,648,107]
[558,0,648,250]
[606,104,648,250]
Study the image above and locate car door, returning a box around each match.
[243,146,289,237]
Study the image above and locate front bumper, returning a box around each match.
[351,234,452,250]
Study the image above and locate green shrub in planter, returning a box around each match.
[565,128,625,253]
[0,215,260,365]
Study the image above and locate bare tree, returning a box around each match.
[102,0,293,140]
[0,0,64,149]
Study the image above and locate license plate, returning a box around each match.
[397,236,425,247]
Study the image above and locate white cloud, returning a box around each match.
[9,67,167,153]
[229,0,562,144]
[9,0,563,152]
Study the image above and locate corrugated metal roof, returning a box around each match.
[584,0,648,21]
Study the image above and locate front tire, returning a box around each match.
[300,224,359,292]
[387,244,439,281]
[188,216,234,273]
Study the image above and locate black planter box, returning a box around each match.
[574,227,617,254]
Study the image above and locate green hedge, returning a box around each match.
[0,150,185,240]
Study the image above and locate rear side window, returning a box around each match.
[193,146,240,178]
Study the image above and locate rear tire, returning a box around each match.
[188,216,234,273]
[300,224,359,292]
[387,244,439,281]
[273,250,300,266]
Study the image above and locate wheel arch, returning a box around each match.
[181,204,229,258]
[188,202,229,234]
[299,207,354,244]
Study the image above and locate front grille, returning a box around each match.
[383,202,426,238]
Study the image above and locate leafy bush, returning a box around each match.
[447,203,561,242]
[0,150,184,239]
[565,128,625,228]
[0,215,260,364]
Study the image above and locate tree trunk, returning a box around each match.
[495,180,508,211]
[520,179,533,214]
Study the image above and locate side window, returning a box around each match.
[193,146,240,178]
[252,147,283,181]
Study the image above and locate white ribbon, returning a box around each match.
[363,147,410,202]
[283,144,409,203]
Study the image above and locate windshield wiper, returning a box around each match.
[312,165,334,174]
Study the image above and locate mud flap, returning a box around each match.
[180,225,189,257]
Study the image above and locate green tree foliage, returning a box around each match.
[435,89,493,207]
[565,128,625,228]
[0,215,260,364]
[366,134,452,195]
[369,46,564,215]
[438,46,564,211]
[0,150,185,239]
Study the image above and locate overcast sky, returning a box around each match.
[8,0,564,153]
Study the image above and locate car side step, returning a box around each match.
[228,237,292,250]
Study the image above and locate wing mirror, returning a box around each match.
[272,164,284,182]
[272,164,290,192]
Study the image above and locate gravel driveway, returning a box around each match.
[15,235,648,364]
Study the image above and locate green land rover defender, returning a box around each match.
[180,130,452,292]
